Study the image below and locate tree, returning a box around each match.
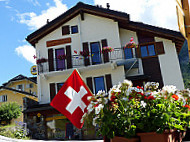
[0,102,22,124]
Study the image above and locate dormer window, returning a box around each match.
[71,25,78,34]
[16,84,24,91]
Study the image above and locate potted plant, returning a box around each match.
[102,47,114,54]
[80,51,89,58]
[125,37,138,48]
[82,80,140,142]
[36,58,48,64]
[82,80,190,142]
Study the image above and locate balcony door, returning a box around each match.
[55,48,66,71]
[91,42,102,65]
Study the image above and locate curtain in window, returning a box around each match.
[91,43,101,64]
[55,48,66,70]
[94,77,105,94]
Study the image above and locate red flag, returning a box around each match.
[50,69,93,129]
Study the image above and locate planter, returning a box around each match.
[137,132,177,142]
[111,136,139,142]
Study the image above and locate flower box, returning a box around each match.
[36,58,48,64]
[111,136,139,142]
[83,80,190,140]
[102,46,114,54]
[125,37,138,48]
[80,51,89,57]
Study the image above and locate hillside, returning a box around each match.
[178,40,190,88]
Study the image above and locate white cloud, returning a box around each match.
[15,45,36,64]
[17,0,68,30]
[94,0,179,31]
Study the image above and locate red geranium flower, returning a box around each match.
[147,95,155,100]
[184,104,190,109]
[172,94,179,101]
[94,104,99,107]
[110,95,116,102]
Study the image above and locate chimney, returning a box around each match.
[47,19,49,24]
[106,3,110,9]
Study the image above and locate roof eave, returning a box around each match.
[26,2,129,47]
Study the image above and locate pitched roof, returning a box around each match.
[26,2,185,51]
[3,74,37,86]
[26,2,129,46]
[0,86,37,98]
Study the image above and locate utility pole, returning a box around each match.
[176,0,190,60]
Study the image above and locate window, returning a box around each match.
[17,84,24,91]
[62,25,70,35]
[55,48,66,71]
[124,48,133,59]
[140,44,156,58]
[136,42,165,58]
[26,83,33,88]
[91,42,102,65]
[57,82,64,92]
[94,77,105,94]
[0,95,7,102]
[71,25,78,34]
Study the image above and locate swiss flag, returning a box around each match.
[50,69,93,129]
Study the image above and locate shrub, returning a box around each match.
[0,102,21,124]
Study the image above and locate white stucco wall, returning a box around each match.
[35,13,122,59]
[119,28,144,76]
[35,13,126,104]
[39,65,125,104]
[155,37,184,89]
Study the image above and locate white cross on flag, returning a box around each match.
[50,69,93,129]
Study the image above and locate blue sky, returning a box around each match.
[0,0,180,85]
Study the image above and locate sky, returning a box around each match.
[0,0,180,85]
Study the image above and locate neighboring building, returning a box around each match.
[0,74,38,124]
[25,2,185,140]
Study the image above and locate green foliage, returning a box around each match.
[84,80,190,139]
[0,125,29,139]
[0,102,21,124]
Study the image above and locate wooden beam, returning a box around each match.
[80,10,84,20]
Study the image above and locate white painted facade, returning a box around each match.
[35,13,184,104]
[155,37,184,90]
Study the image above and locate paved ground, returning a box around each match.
[0,135,103,142]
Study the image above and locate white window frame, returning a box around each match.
[0,95,7,102]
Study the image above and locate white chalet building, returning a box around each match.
[25,2,185,140]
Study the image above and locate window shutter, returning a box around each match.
[135,47,141,58]
[155,42,165,55]
[50,83,56,101]
[101,39,109,63]
[0,96,2,102]
[86,77,93,93]
[66,45,73,69]
[48,48,54,72]
[62,25,70,35]
[83,42,90,66]
[105,74,112,92]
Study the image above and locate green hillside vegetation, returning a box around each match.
[179,40,190,89]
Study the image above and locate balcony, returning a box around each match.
[37,47,138,74]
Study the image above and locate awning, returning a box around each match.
[116,58,138,70]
